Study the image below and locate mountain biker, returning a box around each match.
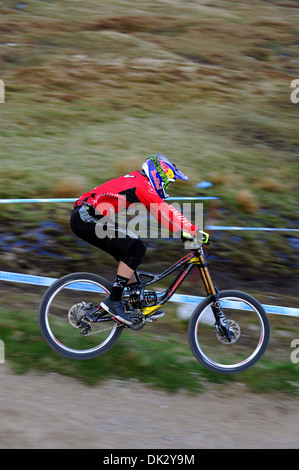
[70,154,209,326]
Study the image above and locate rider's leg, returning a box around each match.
[117,261,135,282]
[109,263,137,300]
[70,209,146,325]
[109,263,133,302]
[101,239,147,325]
[127,272,138,284]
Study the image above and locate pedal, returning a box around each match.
[145,310,165,322]
[145,317,158,323]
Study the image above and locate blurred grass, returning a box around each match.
[0,0,298,280]
[0,0,298,205]
[0,0,298,392]
[1,305,299,395]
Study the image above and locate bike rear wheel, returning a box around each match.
[38,272,123,360]
[188,290,270,374]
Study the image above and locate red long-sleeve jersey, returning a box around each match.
[74,171,197,236]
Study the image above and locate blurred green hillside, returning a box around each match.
[0,0,298,287]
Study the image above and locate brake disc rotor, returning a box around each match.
[216,319,241,344]
[68,303,86,328]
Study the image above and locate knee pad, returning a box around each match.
[122,239,147,271]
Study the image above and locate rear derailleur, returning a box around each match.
[68,301,100,335]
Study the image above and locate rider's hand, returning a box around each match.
[181,231,195,243]
[181,230,211,246]
[198,230,211,246]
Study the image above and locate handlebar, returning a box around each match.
[181,230,211,247]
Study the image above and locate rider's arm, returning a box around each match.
[136,180,198,236]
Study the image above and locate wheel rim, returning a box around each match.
[193,296,266,371]
[44,279,119,356]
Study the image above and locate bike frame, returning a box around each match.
[134,246,217,306]
[95,245,223,329]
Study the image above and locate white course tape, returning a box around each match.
[0,271,297,318]
[0,271,105,293]
[0,197,219,204]
[207,225,299,232]
[1,198,297,231]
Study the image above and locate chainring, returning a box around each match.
[128,311,146,330]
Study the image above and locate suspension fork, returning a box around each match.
[196,248,232,340]
[196,247,216,296]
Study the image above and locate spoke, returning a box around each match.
[44,278,119,354]
[190,294,268,372]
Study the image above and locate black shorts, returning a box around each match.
[70,205,145,264]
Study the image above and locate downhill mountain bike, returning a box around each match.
[38,244,270,374]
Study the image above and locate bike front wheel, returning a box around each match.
[188,290,270,374]
[38,272,124,360]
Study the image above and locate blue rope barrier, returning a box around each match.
[0,271,297,317]
[0,197,219,204]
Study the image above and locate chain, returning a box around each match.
[83,322,122,336]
